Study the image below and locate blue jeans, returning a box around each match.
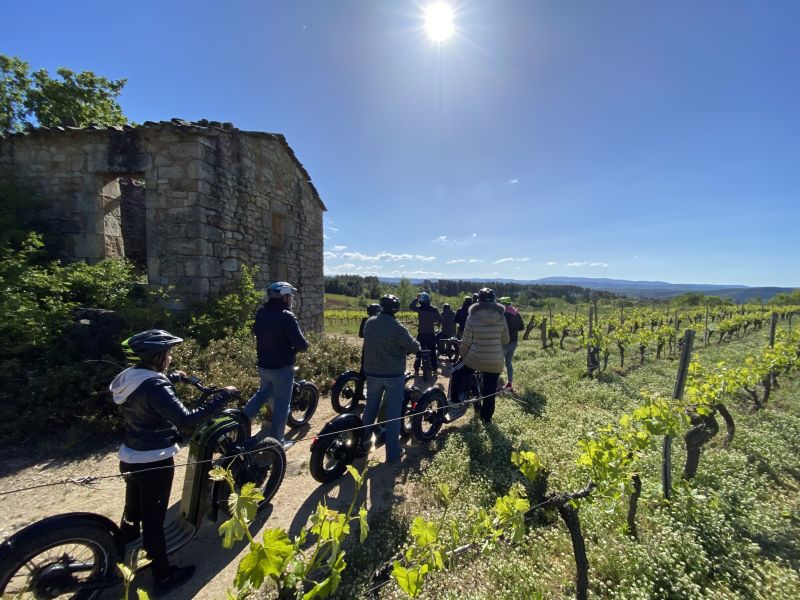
[362,375,405,462]
[243,365,294,440]
[502,341,518,384]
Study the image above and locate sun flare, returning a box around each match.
[424,2,455,42]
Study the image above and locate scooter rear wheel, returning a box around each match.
[0,517,118,599]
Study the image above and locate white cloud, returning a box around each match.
[323,251,337,259]
[567,261,608,268]
[545,261,557,266]
[324,224,339,232]
[494,257,530,264]
[447,259,468,264]
[339,251,437,262]
[468,259,485,263]
[431,233,478,246]
[509,178,519,184]
[332,245,347,251]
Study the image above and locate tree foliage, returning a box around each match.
[0,54,128,131]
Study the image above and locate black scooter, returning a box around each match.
[309,374,420,483]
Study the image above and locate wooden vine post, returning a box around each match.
[769,311,778,347]
[663,329,695,499]
[586,306,598,377]
[704,306,710,347]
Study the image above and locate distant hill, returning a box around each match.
[376,276,796,301]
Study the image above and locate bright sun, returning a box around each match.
[424,2,455,42]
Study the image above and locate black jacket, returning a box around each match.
[409,298,442,336]
[253,298,310,369]
[111,369,230,451]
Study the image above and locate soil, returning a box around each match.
[0,351,453,599]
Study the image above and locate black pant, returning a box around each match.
[120,457,175,579]
[451,364,500,422]
[414,333,438,371]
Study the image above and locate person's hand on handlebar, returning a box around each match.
[219,386,240,400]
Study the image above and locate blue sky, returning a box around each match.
[3,1,799,286]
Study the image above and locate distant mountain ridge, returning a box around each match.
[375,276,795,301]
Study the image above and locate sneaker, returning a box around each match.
[278,438,295,452]
[154,564,195,595]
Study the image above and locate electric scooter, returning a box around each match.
[309,374,420,483]
[0,376,286,599]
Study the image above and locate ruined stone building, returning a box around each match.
[0,119,326,331]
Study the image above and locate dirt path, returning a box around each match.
[0,364,451,599]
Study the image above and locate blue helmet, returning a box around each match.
[419,292,431,304]
[266,281,297,299]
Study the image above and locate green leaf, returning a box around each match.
[358,506,369,543]
[136,590,150,600]
[410,517,439,547]
[218,514,247,549]
[392,562,429,598]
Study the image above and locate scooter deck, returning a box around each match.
[125,513,196,558]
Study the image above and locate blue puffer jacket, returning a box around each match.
[253,298,310,369]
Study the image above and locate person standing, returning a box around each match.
[454,296,473,339]
[499,297,525,391]
[243,281,309,451]
[111,330,236,594]
[360,294,421,462]
[454,288,509,422]
[410,292,442,375]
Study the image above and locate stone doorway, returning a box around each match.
[99,173,147,271]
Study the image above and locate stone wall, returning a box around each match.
[0,120,326,331]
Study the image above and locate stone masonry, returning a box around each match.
[0,119,326,331]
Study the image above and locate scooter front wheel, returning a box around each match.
[310,427,362,483]
[411,388,447,442]
[330,371,364,414]
[222,437,287,514]
[0,514,119,599]
[401,385,420,439]
[288,382,319,428]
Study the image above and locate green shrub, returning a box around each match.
[187,265,263,345]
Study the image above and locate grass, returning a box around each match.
[332,322,800,599]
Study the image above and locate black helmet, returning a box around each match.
[379,294,401,315]
[367,303,381,316]
[443,303,451,311]
[477,288,496,303]
[122,329,183,363]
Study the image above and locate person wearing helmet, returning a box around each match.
[358,303,382,339]
[111,329,237,594]
[499,297,525,391]
[409,291,442,375]
[243,281,309,450]
[454,295,473,339]
[453,288,509,422]
[360,294,421,462]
